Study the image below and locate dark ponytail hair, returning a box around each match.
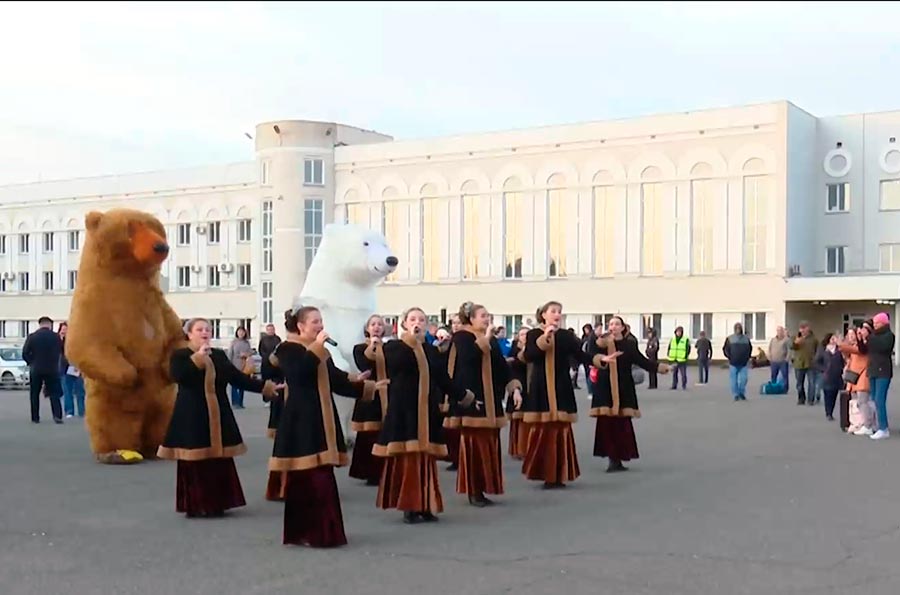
[285,306,319,333]
[458,301,485,326]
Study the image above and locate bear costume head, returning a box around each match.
[304,223,398,288]
[80,209,170,278]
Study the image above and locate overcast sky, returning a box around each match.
[1,1,899,185]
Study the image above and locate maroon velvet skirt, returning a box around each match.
[176,458,246,517]
[349,430,384,484]
[377,453,443,514]
[593,416,640,461]
[457,428,504,496]
[266,470,287,502]
[443,427,461,465]
[284,467,347,548]
[521,421,580,485]
[508,418,528,459]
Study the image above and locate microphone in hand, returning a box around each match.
[324,337,338,347]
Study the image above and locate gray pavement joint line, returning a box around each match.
[364,547,856,572]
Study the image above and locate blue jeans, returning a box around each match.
[871,377,891,431]
[671,363,688,388]
[794,368,820,403]
[729,365,748,398]
[698,359,710,384]
[230,385,245,408]
[61,374,86,417]
[770,361,789,389]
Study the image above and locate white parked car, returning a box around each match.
[0,346,30,389]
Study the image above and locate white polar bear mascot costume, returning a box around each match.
[293,223,397,446]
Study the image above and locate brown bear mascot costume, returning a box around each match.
[65,209,186,464]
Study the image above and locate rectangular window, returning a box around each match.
[19,234,30,254]
[42,232,54,253]
[422,198,449,282]
[504,191,524,279]
[879,179,900,210]
[209,319,221,340]
[503,315,524,333]
[547,187,567,278]
[0,234,6,255]
[642,313,662,340]
[462,193,480,279]
[43,271,53,291]
[593,186,615,277]
[177,266,191,289]
[260,160,270,185]
[20,320,29,337]
[238,263,252,287]
[743,312,767,341]
[826,246,846,275]
[177,223,191,246]
[743,175,769,272]
[826,183,849,213]
[691,179,714,274]
[68,270,78,291]
[262,281,273,324]
[262,201,273,273]
[238,219,252,243]
[2,278,9,292]
[18,272,29,292]
[207,265,221,288]
[206,221,221,245]
[304,199,324,270]
[68,230,81,252]
[690,313,713,339]
[304,158,324,186]
[641,183,663,275]
[879,243,900,273]
[0,321,6,338]
[239,318,253,338]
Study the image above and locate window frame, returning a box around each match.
[879,179,900,211]
[207,265,221,288]
[206,221,221,245]
[303,158,325,186]
[177,223,191,246]
[177,266,191,289]
[825,182,850,214]
[68,230,81,252]
[825,245,846,275]
[42,232,55,253]
[641,313,662,340]
[238,263,252,287]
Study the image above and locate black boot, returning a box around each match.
[403,511,421,524]
[420,511,439,522]
[606,459,628,473]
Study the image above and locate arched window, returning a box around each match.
[592,171,615,277]
[546,174,567,278]
[503,177,523,279]
[640,167,663,275]
[690,163,715,274]
[460,180,480,279]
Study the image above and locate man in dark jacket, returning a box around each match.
[22,316,63,424]
[868,312,895,440]
[723,322,753,401]
[696,330,712,385]
[257,323,282,382]
[791,322,818,406]
[645,329,660,389]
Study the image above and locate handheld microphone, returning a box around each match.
[324,337,338,347]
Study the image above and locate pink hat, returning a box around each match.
[874,312,891,326]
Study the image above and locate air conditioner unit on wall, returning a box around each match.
[2,272,15,280]
[219,263,234,273]
[190,265,202,273]
[196,225,207,235]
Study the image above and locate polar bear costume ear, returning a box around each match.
[85,211,103,232]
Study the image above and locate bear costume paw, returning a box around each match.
[96,450,145,465]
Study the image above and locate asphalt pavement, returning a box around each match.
[2,367,900,595]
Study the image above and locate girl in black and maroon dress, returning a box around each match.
[589,315,669,472]
[269,307,383,547]
[349,314,390,486]
[374,307,473,524]
[445,302,522,507]
[521,302,614,488]
[159,318,279,517]
[506,326,529,459]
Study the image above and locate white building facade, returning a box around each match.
[2,102,900,358]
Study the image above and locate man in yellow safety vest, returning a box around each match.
[667,326,691,390]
